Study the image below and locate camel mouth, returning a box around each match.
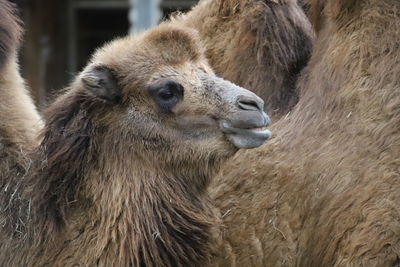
[219,120,271,149]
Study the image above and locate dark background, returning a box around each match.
[10,0,198,108]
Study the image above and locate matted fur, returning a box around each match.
[177,0,314,118]
[209,0,400,266]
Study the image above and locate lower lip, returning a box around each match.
[244,128,272,138]
[224,127,272,149]
[251,126,269,131]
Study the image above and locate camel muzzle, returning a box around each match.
[208,74,271,149]
[220,94,271,149]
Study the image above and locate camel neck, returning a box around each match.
[0,60,42,148]
[296,6,400,123]
[83,166,218,266]
[276,2,400,151]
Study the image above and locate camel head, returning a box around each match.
[76,24,271,163]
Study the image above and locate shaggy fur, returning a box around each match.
[0,0,21,70]
[0,0,42,239]
[209,0,400,266]
[177,0,314,118]
[0,9,267,265]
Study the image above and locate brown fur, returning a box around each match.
[177,0,314,118]
[0,16,268,266]
[0,0,42,240]
[308,0,360,32]
[209,0,400,266]
[0,0,21,70]
[0,0,42,146]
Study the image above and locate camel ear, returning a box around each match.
[81,65,121,103]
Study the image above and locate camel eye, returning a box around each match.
[158,89,174,101]
[148,80,184,112]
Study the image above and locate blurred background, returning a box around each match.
[11,0,199,108]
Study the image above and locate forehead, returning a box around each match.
[91,24,205,79]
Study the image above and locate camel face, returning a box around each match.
[140,66,271,150]
[79,24,271,159]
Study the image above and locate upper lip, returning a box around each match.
[223,110,270,129]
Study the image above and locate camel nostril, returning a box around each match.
[237,96,263,112]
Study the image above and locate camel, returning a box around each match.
[0,1,271,265]
[208,0,400,266]
[0,0,42,151]
[176,0,314,119]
